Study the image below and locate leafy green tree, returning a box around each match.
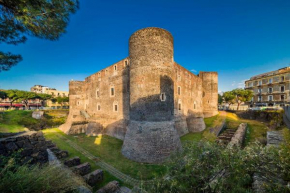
[223,91,235,108]
[56,96,69,107]
[16,90,36,109]
[0,0,79,72]
[232,88,254,110]
[5,89,21,106]
[36,93,52,106]
[218,93,223,104]
[0,90,7,99]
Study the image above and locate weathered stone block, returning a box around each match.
[73,162,91,176]
[83,169,103,186]
[96,181,119,193]
[5,142,18,151]
[56,150,69,159]
[64,157,81,167]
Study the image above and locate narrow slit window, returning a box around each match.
[114,65,117,71]
[178,86,181,95]
[160,93,166,101]
[114,104,118,112]
[110,87,115,96]
[178,103,182,110]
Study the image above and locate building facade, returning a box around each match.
[245,67,290,106]
[60,27,218,163]
[30,85,69,108]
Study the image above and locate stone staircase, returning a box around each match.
[216,129,236,145]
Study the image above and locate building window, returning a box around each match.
[178,103,181,111]
[281,76,285,81]
[258,88,262,93]
[96,89,100,98]
[97,104,101,111]
[178,86,181,95]
[160,93,166,101]
[268,95,273,101]
[110,87,115,97]
[125,60,128,66]
[259,80,262,85]
[281,86,285,92]
[114,65,117,71]
[114,104,118,112]
[281,95,285,101]
[268,87,273,93]
[269,78,272,84]
[258,96,262,102]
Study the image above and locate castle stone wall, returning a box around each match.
[61,27,218,163]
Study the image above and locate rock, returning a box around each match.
[16,140,25,148]
[56,150,69,159]
[21,148,33,156]
[5,138,16,142]
[96,181,120,193]
[76,186,92,193]
[37,136,45,141]
[35,131,43,137]
[64,157,81,167]
[83,169,103,186]
[114,187,132,193]
[32,111,44,119]
[5,142,18,151]
[73,162,91,176]
[267,131,283,146]
[23,141,33,149]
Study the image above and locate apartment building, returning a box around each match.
[245,67,290,106]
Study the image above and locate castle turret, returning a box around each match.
[121,27,182,163]
[199,72,218,117]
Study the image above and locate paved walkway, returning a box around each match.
[55,133,152,187]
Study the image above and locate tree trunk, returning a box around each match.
[237,102,240,111]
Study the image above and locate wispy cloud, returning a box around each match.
[190,69,197,73]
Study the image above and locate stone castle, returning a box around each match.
[60,27,218,163]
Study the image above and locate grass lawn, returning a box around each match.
[0,123,27,133]
[43,128,167,181]
[0,110,68,133]
[181,111,269,146]
[43,128,122,190]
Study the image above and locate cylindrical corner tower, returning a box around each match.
[200,72,218,118]
[121,27,182,163]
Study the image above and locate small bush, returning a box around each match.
[148,140,290,193]
[0,156,90,193]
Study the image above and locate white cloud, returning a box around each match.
[190,69,197,73]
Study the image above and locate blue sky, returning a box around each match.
[1,0,290,92]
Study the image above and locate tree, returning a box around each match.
[16,90,36,109]
[218,94,223,104]
[0,0,79,72]
[0,90,7,99]
[36,93,52,107]
[232,88,254,110]
[56,96,69,107]
[5,89,21,107]
[223,91,235,108]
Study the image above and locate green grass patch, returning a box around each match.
[0,123,27,133]
[0,110,68,132]
[43,128,122,190]
[43,128,166,181]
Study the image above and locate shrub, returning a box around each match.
[0,156,90,193]
[147,140,290,193]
